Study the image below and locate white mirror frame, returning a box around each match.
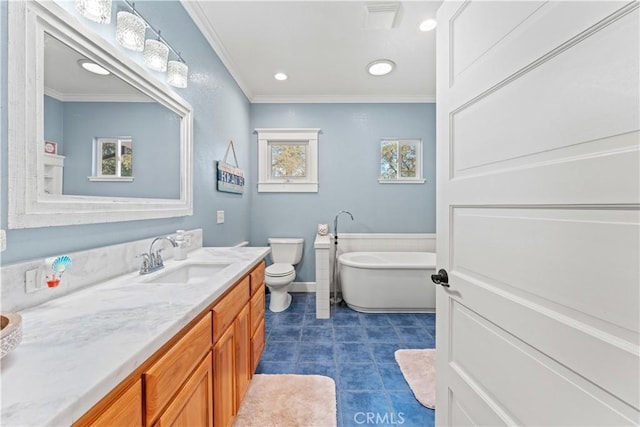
[7,1,193,229]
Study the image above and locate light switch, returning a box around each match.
[0,229,6,252]
[216,210,225,224]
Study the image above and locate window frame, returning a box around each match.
[378,138,426,184]
[256,128,320,192]
[89,137,134,182]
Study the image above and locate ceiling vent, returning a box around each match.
[364,2,401,30]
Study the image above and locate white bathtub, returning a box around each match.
[338,252,436,313]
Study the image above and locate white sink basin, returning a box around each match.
[143,263,231,285]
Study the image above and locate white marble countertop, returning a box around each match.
[0,246,270,427]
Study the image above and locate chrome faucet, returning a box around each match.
[139,236,178,275]
[334,210,354,239]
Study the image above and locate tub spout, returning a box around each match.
[333,210,354,238]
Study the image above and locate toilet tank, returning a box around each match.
[268,238,304,265]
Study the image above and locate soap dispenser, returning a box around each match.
[174,230,187,261]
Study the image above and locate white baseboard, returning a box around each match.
[290,282,316,292]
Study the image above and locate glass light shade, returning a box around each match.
[116,11,145,52]
[167,60,188,88]
[144,39,169,72]
[75,0,112,24]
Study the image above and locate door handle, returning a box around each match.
[431,269,449,288]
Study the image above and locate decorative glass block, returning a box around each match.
[75,0,112,24]
[144,39,169,72]
[116,11,145,52]
[167,60,188,88]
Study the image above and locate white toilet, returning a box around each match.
[265,238,304,312]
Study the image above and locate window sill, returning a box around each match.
[378,179,426,184]
[88,176,135,182]
[258,181,318,193]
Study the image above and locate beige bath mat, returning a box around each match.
[234,374,337,426]
[394,349,436,409]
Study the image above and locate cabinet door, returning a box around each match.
[250,285,265,334]
[235,304,251,408]
[250,318,265,374]
[213,325,236,427]
[145,314,212,424]
[153,352,213,427]
[76,379,142,427]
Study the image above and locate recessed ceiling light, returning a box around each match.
[419,18,437,32]
[274,72,288,81]
[367,59,395,76]
[78,59,110,75]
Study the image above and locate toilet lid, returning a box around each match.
[266,263,294,277]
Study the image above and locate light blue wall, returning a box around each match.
[61,101,180,199]
[249,103,436,282]
[1,1,252,265]
[44,95,64,149]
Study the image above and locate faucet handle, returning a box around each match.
[155,249,165,267]
[137,253,150,273]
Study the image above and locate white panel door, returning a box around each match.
[435,1,639,426]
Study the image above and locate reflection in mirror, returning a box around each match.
[8,0,192,229]
[43,33,181,199]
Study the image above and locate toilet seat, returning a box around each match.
[266,263,294,277]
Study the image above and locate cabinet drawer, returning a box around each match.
[250,285,265,334]
[75,379,142,427]
[249,261,265,296]
[250,318,265,374]
[144,313,212,424]
[212,276,249,342]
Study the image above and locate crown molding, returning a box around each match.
[180,0,253,101]
[250,94,436,104]
[44,87,153,103]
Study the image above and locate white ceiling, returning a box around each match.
[44,34,152,102]
[182,1,442,103]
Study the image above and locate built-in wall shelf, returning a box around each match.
[43,153,65,195]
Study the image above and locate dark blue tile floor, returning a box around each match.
[256,292,436,427]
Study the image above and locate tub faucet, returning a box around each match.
[334,210,354,239]
[139,236,178,275]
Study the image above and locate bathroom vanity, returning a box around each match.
[0,247,269,427]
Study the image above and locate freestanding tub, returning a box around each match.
[338,251,436,313]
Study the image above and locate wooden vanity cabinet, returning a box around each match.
[212,261,266,427]
[73,260,266,427]
[144,313,212,426]
[74,379,142,427]
[154,352,214,427]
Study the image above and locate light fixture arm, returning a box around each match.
[121,0,185,63]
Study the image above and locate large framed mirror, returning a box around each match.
[7,1,193,229]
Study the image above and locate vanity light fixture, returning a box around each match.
[274,72,288,81]
[419,18,437,32]
[74,0,112,24]
[144,36,169,72]
[116,10,146,51]
[367,59,395,76]
[77,59,111,76]
[167,60,188,88]
[118,0,189,87]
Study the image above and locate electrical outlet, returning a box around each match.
[0,229,6,252]
[216,210,225,224]
[25,268,41,293]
